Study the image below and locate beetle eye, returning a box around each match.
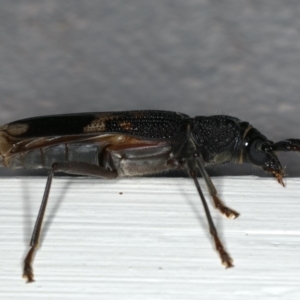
[248,139,269,166]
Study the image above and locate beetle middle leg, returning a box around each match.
[196,155,239,219]
[23,162,117,283]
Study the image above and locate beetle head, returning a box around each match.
[243,127,285,185]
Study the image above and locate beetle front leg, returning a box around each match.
[244,137,287,187]
[23,162,117,283]
[269,139,300,185]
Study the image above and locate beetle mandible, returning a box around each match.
[0,110,299,282]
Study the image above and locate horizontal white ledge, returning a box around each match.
[0,176,300,299]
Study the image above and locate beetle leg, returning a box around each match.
[23,167,54,283]
[271,138,300,184]
[23,162,117,283]
[196,155,239,219]
[187,162,233,268]
[263,165,285,187]
[263,139,300,186]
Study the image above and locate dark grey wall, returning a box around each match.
[1,0,300,176]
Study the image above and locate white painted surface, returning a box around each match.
[0,176,300,299]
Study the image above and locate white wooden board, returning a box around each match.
[0,176,300,299]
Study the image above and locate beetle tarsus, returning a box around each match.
[211,230,234,268]
[212,195,239,219]
[23,266,35,283]
[275,174,285,187]
[23,247,36,283]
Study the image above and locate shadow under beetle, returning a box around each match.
[0,110,299,282]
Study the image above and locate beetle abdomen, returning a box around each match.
[5,143,101,169]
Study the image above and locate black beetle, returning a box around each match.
[0,110,299,282]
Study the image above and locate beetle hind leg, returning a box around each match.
[23,162,118,283]
[23,167,55,283]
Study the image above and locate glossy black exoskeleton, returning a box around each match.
[1,110,299,282]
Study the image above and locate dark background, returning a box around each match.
[1,0,300,176]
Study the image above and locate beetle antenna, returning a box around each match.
[272,139,300,152]
[187,163,234,268]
